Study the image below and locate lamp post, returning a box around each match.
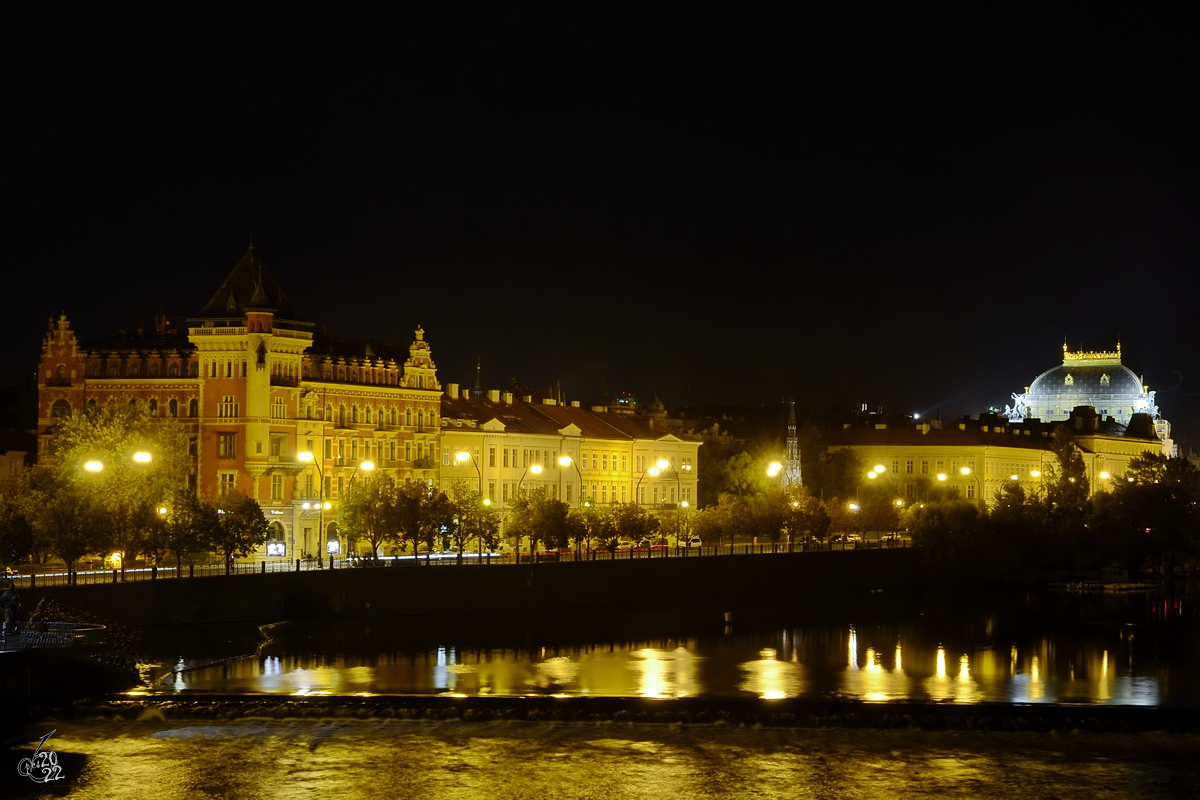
[133,450,167,576]
[455,451,492,559]
[341,460,375,562]
[635,465,660,508]
[557,455,585,507]
[513,463,543,560]
[960,467,982,511]
[296,451,331,566]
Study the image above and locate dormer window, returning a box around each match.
[1064,374,1074,386]
[1100,374,1110,386]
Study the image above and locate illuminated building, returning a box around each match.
[823,407,1163,508]
[1004,343,1176,456]
[439,385,700,521]
[36,244,441,560]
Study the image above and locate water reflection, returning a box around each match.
[152,587,1194,707]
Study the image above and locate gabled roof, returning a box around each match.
[441,395,703,443]
[190,244,310,324]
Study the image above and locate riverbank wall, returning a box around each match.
[21,549,923,626]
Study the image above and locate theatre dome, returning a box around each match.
[1005,344,1158,424]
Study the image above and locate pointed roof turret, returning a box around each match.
[190,243,309,324]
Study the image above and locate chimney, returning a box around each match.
[488,389,500,402]
[503,392,514,404]
[521,394,532,403]
[446,382,459,398]
[571,400,580,408]
[461,388,470,400]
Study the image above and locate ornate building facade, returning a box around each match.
[439,385,701,526]
[36,245,442,560]
[823,407,1164,511]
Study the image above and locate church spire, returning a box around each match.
[783,399,802,491]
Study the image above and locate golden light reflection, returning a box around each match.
[629,647,699,698]
[739,647,805,699]
[848,627,859,670]
[895,642,902,673]
[936,646,947,678]
[1029,655,1044,702]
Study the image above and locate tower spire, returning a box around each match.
[783,399,802,491]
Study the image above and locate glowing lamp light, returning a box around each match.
[133,451,152,463]
[158,507,168,515]
[656,459,669,470]
[322,502,332,510]
[558,456,572,467]
[960,467,971,475]
[647,467,659,477]
[1030,469,1041,478]
[297,451,315,463]
[937,473,947,481]
[530,464,543,475]
[873,465,885,473]
[849,503,859,511]
[894,499,903,506]
[483,499,491,506]
[84,461,103,472]
[681,501,689,508]
[1099,472,1110,480]
[867,472,877,480]
[455,452,470,463]
[1010,474,1019,481]
[360,461,375,471]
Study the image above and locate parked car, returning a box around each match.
[684,536,704,548]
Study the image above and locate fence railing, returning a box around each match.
[10,538,910,589]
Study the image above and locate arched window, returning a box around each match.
[340,404,347,425]
[168,398,178,417]
[405,407,412,426]
[352,405,359,424]
[87,398,97,410]
[56,365,66,381]
[189,363,198,377]
[148,398,158,415]
[51,399,71,418]
[108,364,119,376]
[390,407,397,426]
[188,398,198,417]
[149,363,160,376]
[128,363,140,376]
[88,362,100,376]
[169,363,179,376]
[325,403,332,422]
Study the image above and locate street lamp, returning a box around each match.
[512,464,543,561]
[456,450,493,559]
[635,465,660,507]
[558,455,585,507]
[297,450,329,564]
[960,467,982,510]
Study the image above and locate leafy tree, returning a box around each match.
[571,502,617,551]
[0,493,36,569]
[157,488,218,577]
[1043,426,1090,522]
[509,489,571,554]
[1111,453,1200,575]
[610,501,660,546]
[49,400,191,572]
[210,491,270,574]
[393,482,432,561]
[446,479,502,562]
[785,490,830,543]
[817,448,865,504]
[19,470,110,583]
[339,473,397,562]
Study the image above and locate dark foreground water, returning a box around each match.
[5,584,1198,798]
[5,717,1200,799]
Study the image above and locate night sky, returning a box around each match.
[8,9,1198,448]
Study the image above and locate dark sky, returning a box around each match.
[8,9,1198,448]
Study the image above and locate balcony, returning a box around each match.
[270,375,300,387]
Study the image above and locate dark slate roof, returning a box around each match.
[190,245,310,324]
[1029,363,1143,398]
[80,330,193,353]
[308,330,408,362]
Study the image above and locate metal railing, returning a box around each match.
[9,538,910,588]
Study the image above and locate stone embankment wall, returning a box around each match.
[23,550,922,626]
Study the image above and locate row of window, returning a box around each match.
[82,361,198,378]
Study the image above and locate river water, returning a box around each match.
[143,584,1198,707]
[5,584,1198,798]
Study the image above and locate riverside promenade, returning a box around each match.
[18,547,923,626]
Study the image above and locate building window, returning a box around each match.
[168,398,178,417]
[622,455,628,472]
[218,471,237,495]
[270,435,285,458]
[488,482,496,502]
[580,452,587,470]
[489,447,496,467]
[218,395,238,418]
[272,397,286,419]
[271,474,283,500]
[602,453,608,471]
[906,460,913,474]
[218,433,237,459]
[921,460,928,475]
[405,441,412,461]
[389,441,397,461]
[442,447,450,466]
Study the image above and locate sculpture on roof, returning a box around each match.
[1003,392,1029,422]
